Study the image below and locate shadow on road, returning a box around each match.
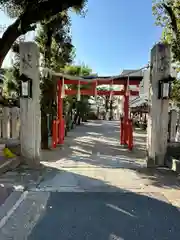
[42,121,146,165]
[134,167,180,189]
[27,167,180,240]
[40,121,180,189]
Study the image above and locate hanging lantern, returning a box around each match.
[61,77,65,99]
[77,80,81,101]
[19,73,32,98]
[158,76,174,100]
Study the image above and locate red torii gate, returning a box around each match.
[52,73,143,150]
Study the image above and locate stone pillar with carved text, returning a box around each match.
[20,42,41,163]
[147,43,171,167]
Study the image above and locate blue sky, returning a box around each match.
[1,0,161,75]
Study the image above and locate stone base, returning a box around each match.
[166,142,180,173]
[166,158,180,173]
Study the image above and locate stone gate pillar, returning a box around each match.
[20,42,41,164]
[147,43,171,167]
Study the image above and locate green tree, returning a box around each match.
[62,65,93,127]
[2,46,21,104]
[152,0,180,63]
[0,0,87,67]
[5,10,77,149]
[153,0,180,103]
[91,86,116,120]
[36,12,76,149]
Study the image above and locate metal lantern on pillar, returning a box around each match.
[77,80,81,101]
[158,75,174,100]
[61,77,65,99]
[19,73,32,98]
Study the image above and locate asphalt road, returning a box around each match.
[27,191,180,240]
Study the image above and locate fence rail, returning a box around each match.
[0,106,20,139]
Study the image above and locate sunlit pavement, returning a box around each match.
[0,121,180,239]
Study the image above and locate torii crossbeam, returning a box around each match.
[51,71,143,150]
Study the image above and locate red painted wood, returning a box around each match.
[123,84,130,145]
[120,117,124,145]
[64,89,139,96]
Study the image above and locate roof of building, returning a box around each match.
[130,93,148,107]
[120,69,143,77]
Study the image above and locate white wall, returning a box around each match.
[139,69,150,96]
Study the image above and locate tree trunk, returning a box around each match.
[105,96,109,120]
[77,116,81,125]
[41,110,49,149]
[0,1,84,67]
[40,26,53,149]
[109,100,113,120]
[97,106,100,119]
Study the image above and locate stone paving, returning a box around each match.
[37,120,180,208]
[0,120,179,204]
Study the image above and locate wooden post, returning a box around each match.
[147,43,171,167]
[20,42,41,163]
[169,109,177,142]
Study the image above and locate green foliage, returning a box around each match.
[171,79,180,104]
[152,0,180,103]
[0,0,87,67]
[152,0,180,62]
[63,64,92,76]
[3,52,20,99]
[2,0,87,20]
[35,13,75,71]
[90,85,116,120]
[5,5,88,148]
[62,65,93,122]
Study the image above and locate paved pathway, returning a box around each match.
[0,121,180,239]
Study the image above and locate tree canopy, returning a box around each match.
[153,0,180,63]
[153,0,180,104]
[0,0,87,66]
